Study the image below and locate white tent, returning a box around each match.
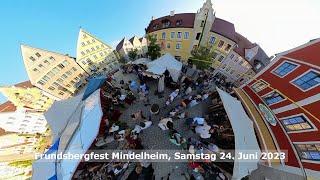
[45,94,83,142]
[36,89,103,180]
[216,88,262,180]
[146,53,182,82]
[132,58,151,65]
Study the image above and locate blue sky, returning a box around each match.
[0,0,319,103]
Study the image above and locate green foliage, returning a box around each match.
[190,45,214,70]
[127,48,139,61]
[8,160,33,168]
[145,35,161,60]
[118,56,127,63]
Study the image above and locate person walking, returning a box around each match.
[128,80,138,93]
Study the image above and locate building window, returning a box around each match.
[222,64,226,69]
[87,40,90,45]
[196,33,201,40]
[226,67,231,72]
[57,78,63,83]
[38,64,44,68]
[161,32,166,39]
[72,67,77,71]
[92,39,95,43]
[61,74,68,79]
[176,20,182,26]
[225,44,232,51]
[176,43,181,50]
[35,52,41,57]
[81,51,85,56]
[62,60,70,66]
[162,20,170,28]
[230,70,235,74]
[209,36,215,44]
[52,82,59,87]
[235,57,240,62]
[91,47,95,51]
[218,55,224,62]
[82,61,86,65]
[86,49,90,53]
[38,80,46,85]
[96,45,100,49]
[42,75,50,82]
[57,64,65,69]
[200,20,204,27]
[81,42,85,46]
[184,32,189,39]
[101,44,104,48]
[212,52,218,59]
[44,60,50,65]
[59,92,64,95]
[236,74,240,78]
[230,54,234,59]
[154,34,158,39]
[33,68,39,72]
[218,40,224,48]
[239,61,244,65]
[153,24,158,30]
[251,80,269,92]
[47,71,55,77]
[262,91,285,105]
[49,56,55,61]
[273,61,298,77]
[66,71,72,75]
[295,143,320,161]
[48,86,55,91]
[83,34,87,38]
[171,32,175,39]
[280,115,313,132]
[177,32,182,38]
[166,43,171,49]
[30,56,36,61]
[292,71,320,91]
[100,52,104,56]
[93,55,98,59]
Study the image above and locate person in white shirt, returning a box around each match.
[132,121,153,135]
[158,117,173,130]
[195,124,214,139]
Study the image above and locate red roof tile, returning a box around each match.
[14,81,33,88]
[211,18,237,42]
[146,13,196,33]
[0,101,17,112]
[233,32,256,57]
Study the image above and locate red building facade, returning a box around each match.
[235,39,320,179]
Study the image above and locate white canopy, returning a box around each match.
[34,89,103,180]
[146,53,182,82]
[216,87,262,180]
[44,94,83,142]
[132,58,151,65]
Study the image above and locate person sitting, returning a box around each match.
[169,130,187,149]
[195,124,214,139]
[114,129,126,141]
[131,111,147,121]
[132,121,153,135]
[185,117,206,126]
[140,82,148,96]
[158,117,173,130]
[187,99,199,108]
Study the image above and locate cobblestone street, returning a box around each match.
[107,71,213,180]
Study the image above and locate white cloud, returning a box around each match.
[110,40,121,50]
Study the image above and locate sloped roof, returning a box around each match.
[129,36,139,45]
[14,80,33,88]
[0,101,17,112]
[233,33,256,58]
[116,38,126,51]
[211,18,237,42]
[139,37,145,43]
[0,128,14,137]
[146,13,196,33]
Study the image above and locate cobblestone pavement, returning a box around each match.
[109,71,212,180]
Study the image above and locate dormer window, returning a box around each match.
[162,20,171,28]
[176,20,182,26]
[153,24,158,30]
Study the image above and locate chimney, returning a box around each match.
[170,10,175,17]
[152,16,154,20]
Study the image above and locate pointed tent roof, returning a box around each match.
[76,28,113,61]
[116,37,126,51]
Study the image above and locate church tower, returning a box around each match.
[189,0,215,51]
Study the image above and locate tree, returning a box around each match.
[190,45,214,70]
[128,48,138,61]
[8,160,33,168]
[145,35,161,60]
[118,56,127,64]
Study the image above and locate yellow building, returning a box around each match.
[145,0,270,86]
[0,81,54,111]
[21,45,89,100]
[76,29,119,75]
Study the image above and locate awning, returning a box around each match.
[216,87,262,180]
[132,58,151,65]
[143,65,166,79]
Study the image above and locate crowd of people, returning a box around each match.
[74,63,235,180]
